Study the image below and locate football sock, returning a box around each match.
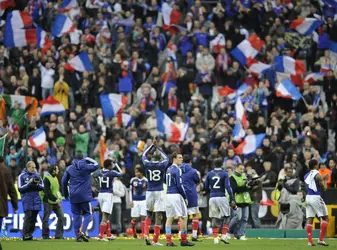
[181,230,187,243]
[320,220,328,241]
[306,224,313,244]
[165,227,172,244]
[213,228,219,239]
[99,223,107,239]
[192,217,199,238]
[153,225,161,243]
[145,218,151,236]
[141,221,146,238]
[106,220,112,237]
[131,220,137,236]
[222,224,229,235]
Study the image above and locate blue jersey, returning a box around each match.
[304,170,321,195]
[142,145,169,191]
[205,168,234,200]
[130,177,148,201]
[93,169,123,194]
[180,163,199,208]
[62,158,100,204]
[166,164,187,200]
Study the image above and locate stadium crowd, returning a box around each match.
[1,0,337,238]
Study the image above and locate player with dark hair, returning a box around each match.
[93,159,123,241]
[304,159,329,246]
[129,165,148,239]
[62,155,100,242]
[142,140,169,246]
[179,154,201,241]
[205,158,236,244]
[165,152,194,247]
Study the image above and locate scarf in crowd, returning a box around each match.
[168,92,177,112]
[140,94,154,112]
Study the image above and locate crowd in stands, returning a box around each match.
[1,0,337,224]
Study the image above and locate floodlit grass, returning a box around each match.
[1,238,336,250]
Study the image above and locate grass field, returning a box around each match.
[1,238,336,250]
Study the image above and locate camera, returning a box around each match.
[33,177,40,184]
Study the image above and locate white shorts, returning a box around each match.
[305,195,328,218]
[97,193,113,214]
[146,191,165,212]
[209,197,230,219]
[187,207,199,215]
[131,200,147,218]
[165,194,187,218]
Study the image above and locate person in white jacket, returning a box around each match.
[38,62,55,99]
[110,177,125,236]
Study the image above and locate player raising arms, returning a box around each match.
[165,152,195,247]
[93,159,123,241]
[142,140,169,246]
[129,165,148,239]
[180,155,201,242]
[304,159,329,247]
[205,158,236,244]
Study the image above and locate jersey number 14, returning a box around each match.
[99,176,110,188]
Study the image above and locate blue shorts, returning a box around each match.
[71,202,91,215]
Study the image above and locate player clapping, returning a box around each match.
[205,158,236,244]
[92,159,123,241]
[129,166,148,239]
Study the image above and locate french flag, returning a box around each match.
[290,18,323,36]
[4,11,36,48]
[65,52,93,72]
[231,34,265,66]
[28,127,47,152]
[304,73,325,83]
[228,84,248,99]
[117,112,134,127]
[0,0,15,12]
[232,122,246,141]
[235,97,248,129]
[313,91,321,109]
[246,58,272,77]
[51,14,75,37]
[218,85,235,97]
[58,0,78,12]
[274,56,306,75]
[162,2,182,34]
[276,79,302,100]
[234,134,266,155]
[100,94,128,119]
[156,109,189,143]
[40,96,65,116]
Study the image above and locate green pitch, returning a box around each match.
[1,238,336,250]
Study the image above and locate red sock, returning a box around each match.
[320,220,328,241]
[145,218,151,236]
[131,220,137,236]
[141,221,146,238]
[99,223,107,239]
[153,225,161,243]
[166,234,172,244]
[178,220,181,232]
[222,224,229,235]
[106,220,111,237]
[213,228,219,238]
[306,224,313,244]
[192,217,199,231]
[181,233,187,243]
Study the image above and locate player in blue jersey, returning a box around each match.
[304,159,329,246]
[62,154,100,242]
[165,152,194,247]
[205,158,236,245]
[129,165,148,239]
[142,140,169,246]
[180,155,201,242]
[92,159,123,241]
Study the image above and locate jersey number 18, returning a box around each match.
[148,169,161,181]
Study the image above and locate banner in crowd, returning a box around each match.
[2,200,99,238]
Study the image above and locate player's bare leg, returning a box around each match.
[317,216,329,246]
[152,212,163,246]
[180,216,194,246]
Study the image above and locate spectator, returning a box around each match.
[260,161,277,188]
[110,177,126,236]
[72,125,89,158]
[318,162,332,189]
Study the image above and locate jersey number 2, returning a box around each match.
[148,170,161,181]
[212,176,220,189]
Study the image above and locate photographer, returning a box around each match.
[18,161,44,241]
[275,165,303,229]
[247,170,262,229]
[42,165,64,239]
